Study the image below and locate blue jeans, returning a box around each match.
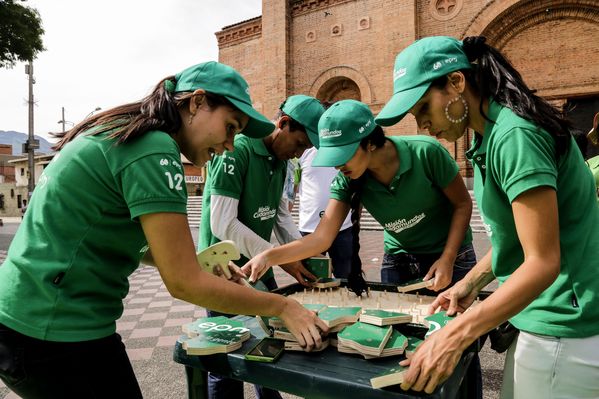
[0,324,142,399]
[380,243,482,399]
[300,226,353,279]
[206,277,282,399]
[380,243,476,287]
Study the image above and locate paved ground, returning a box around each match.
[0,222,503,399]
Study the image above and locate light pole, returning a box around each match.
[84,106,102,120]
[24,61,39,201]
[57,107,74,132]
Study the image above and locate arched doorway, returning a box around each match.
[461,0,599,167]
[316,76,361,106]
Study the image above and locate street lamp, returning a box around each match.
[84,106,102,120]
[57,106,74,132]
[58,106,101,132]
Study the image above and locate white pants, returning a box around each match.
[501,330,599,399]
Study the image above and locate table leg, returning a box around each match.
[185,366,209,399]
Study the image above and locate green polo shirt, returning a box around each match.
[0,130,187,341]
[199,135,287,281]
[467,100,599,338]
[329,136,472,254]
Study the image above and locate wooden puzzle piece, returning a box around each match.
[284,339,330,352]
[312,277,341,289]
[359,309,412,326]
[405,336,423,355]
[396,277,434,293]
[361,330,409,359]
[318,306,362,328]
[370,365,408,389]
[337,322,393,356]
[180,316,251,355]
[424,311,455,338]
[196,240,241,280]
[302,256,332,279]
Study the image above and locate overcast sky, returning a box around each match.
[0,0,262,141]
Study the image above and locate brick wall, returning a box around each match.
[217,0,599,178]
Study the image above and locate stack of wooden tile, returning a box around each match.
[265,303,331,351]
[179,316,251,355]
[318,306,362,332]
[337,322,393,357]
[359,309,412,326]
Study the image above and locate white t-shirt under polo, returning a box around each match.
[298,147,352,233]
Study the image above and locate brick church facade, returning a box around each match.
[216,0,599,178]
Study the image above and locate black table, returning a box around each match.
[173,281,481,399]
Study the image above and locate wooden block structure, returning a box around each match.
[270,283,479,369]
[287,286,439,324]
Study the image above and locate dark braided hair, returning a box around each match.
[461,36,572,157]
[52,76,234,151]
[346,126,387,296]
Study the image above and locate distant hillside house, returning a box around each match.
[0,145,35,218]
[0,150,206,220]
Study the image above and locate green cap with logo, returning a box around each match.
[312,100,376,167]
[375,36,472,126]
[174,61,274,138]
[280,95,325,148]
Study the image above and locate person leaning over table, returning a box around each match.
[374,35,599,398]
[199,95,326,290]
[199,94,325,399]
[0,61,328,399]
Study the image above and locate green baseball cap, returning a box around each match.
[174,61,274,138]
[280,95,325,148]
[375,36,472,126]
[312,100,376,167]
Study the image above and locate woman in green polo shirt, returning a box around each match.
[0,62,328,398]
[374,36,599,398]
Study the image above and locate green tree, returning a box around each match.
[0,0,45,68]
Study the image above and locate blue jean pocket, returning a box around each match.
[454,245,477,270]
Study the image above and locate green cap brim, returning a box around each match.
[311,141,360,167]
[306,129,319,149]
[375,83,431,126]
[228,97,275,138]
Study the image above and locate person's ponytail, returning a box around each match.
[462,36,572,156]
[347,176,368,296]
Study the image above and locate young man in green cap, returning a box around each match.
[0,62,328,398]
[199,94,325,399]
[373,36,599,398]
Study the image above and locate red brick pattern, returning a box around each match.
[216,0,599,179]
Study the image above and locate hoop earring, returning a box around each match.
[445,95,468,124]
